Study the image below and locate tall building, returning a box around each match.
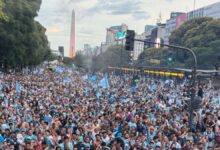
[133,34,145,60]
[69,9,75,58]
[170,12,185,19]
[106,23,128,47]
[83,44,92,56]
[157,23,166,42]
[164,12,186,44]
[58,46,64,58]
[187,2,220,20]
[204,2,220,19]
[144,25,156,36]
[187,7,204,20]
[144,23,166,49]
[164,18,176,45]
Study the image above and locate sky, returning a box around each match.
[36,0,220,55]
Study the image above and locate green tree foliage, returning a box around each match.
[63,57,74,66]
[136,48,185,68]
[73,52,88,69]
[0,0,7,21]
[91,45,131,72]
[0,0,51,70]
[169,17,220,69]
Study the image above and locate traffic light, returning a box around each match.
[125,30,135,51]
[167,52,174,64]
[132,75,139,86]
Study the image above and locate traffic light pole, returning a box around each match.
[134,39,197,130]
[120,39,123,78]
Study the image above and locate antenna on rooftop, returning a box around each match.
[193,0,196,10]
[157,12,162,24]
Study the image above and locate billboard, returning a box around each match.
[176,13,186,29]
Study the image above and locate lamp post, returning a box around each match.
[134,39,197,130]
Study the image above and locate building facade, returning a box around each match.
[187,2,220,20]
[105,24,128,47]
[187,7,204,20]
[133,34,145,60]
[157,23,166,43]
[83,44,92,56]
[144,25,156,36]
[204,2,220,19]
[164,17,177,45]
[164,12,186,44]
[58,46,64,58]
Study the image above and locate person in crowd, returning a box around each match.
[0,66,219,149]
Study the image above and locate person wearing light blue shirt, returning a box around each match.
[44,111,52,125]
[59,136,73,150]
[0,134,4,145]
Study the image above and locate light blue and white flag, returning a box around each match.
[63,77,71,83]
[89,75,97,87]
[89,75,97,81]
[98,74,110,89]
[16,82,22,93]
[96,91,101,99]
[55,66,65,73]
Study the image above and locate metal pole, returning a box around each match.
[134,39,197,130]
[193,0,196,10]
[166,46,197,130]
[120,39,123,78]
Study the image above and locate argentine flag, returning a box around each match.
[98,74,110,89]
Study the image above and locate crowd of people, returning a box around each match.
[0,66,220,150]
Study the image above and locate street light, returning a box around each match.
[134,39,197,130]
[107,28,126,77]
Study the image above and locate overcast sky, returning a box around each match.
[36,0,220,55]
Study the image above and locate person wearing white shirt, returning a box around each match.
[169,136,181,149]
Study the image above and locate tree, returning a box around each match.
[73,52,88,69]
[136,47,186,69]
[169,17,220,69]
[91,45,131,72]
[0,0,51,70]
[0,0,7,21]
[63,57,74,66]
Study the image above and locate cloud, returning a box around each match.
[67,0,87,4]
[83,0,149,20]
[37,0,220,56]
[132,11,150,20]
[47,26,63,33]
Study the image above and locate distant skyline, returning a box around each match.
[36,0,220,56]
